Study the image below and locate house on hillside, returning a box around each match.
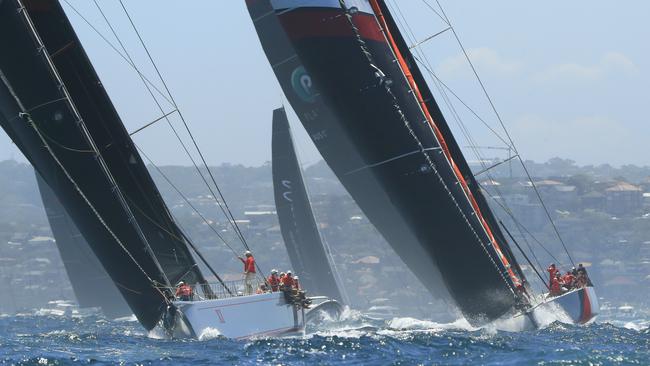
[604,182,643,216]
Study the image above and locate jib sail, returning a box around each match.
[272,107,343,302]
[35,172,131,318]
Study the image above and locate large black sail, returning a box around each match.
[246,0,452,312]
[272,107,343,302]
[253,0,527,323]
[0,0,205,329]
[35,173,131,318]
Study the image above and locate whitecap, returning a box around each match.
[198,327,223,341]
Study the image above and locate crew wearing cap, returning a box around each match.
[175,281,192,301]
[267,269,280,292]
[281,270,295,290]
[238,250,256,295]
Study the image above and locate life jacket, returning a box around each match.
[563,273,574,287]
[281,275,295,289]
[176,284,192,297]
[547,266,558,282]
[267,275,280,291]
[241,256,256,273]
[550,278,561,295]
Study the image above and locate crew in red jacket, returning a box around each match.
[549,275,562,296]
[267,269,280,292]
[281,270,295,290]
[562,270,575,290]
[239,250,256,295]
[547,263,558,289]
[175,281,193,301]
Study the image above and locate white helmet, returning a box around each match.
[294,276,299,280]
[287,270,292,275]
[176,281,185,286]
[245,250,252,256]
[271,269,278,274]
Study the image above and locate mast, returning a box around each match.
[272,107,344,302]
[35,172,131,318]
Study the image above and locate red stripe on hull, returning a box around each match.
[277,9,384,42]
[579,289,592,324]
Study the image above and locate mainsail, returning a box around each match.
[0,0,206,329]
[272,107,343,302]
[246,0,451,313]
[251,0,529,323]
[35,172,131,318]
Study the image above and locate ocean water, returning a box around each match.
[0,307,648,365]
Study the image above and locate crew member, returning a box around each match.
[577,263,593,286]
[175,281,193,301]
[256,283,268,294]
[563,270,575,290]
[547,263,558,287]
[549,274,562,296]
[238,250,256,295]
[267,269,280,292]
[293,275,301,291]
[281,270,295,291]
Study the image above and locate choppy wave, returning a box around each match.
[0,310,648,365]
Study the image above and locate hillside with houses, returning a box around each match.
[1,158,649,318]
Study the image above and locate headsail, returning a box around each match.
[253,0,529,323]
[0,0,205,329]
[272,107,343,302]
[35,172,131,318]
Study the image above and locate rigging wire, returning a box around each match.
[429,0,575,266]
[60,0,174,107]
[390,0,571,275]
[339,0,519,297]
[116,0,252,254]
[86,0,266,279]
[0,67,166,300]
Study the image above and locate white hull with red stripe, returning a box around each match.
[172,292,305,339]
[538,286,599,325]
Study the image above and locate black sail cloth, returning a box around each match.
[0,0,206,329]
[246,0,452,316]
[36,172,131,318]
[272,107,343,302]
[249,0,529,323]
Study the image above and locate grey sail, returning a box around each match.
[272,108,343,302]
[35,172,131,318]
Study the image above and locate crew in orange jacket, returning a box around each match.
[267,269,280,292]
[238,250,256,295]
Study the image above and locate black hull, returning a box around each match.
[263,4,519,322]
[36,173,131,318]
[272,108,343,302]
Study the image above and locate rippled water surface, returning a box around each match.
[0,308,648,365]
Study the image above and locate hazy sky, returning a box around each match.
[1,1,648,167]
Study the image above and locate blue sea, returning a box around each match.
[1,305,648,365]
